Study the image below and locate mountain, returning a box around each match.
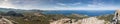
[0,8,43,13]
[42,10,115,16]
[0,8,116,16]
[0,8,119,24]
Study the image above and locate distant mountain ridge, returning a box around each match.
[0,8,116,16]
[0,8,43,13]
[43,10,115,16]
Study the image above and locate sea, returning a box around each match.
[42,10,115,16]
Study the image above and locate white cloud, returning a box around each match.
[30,6,119,10]
[57,3,66,6]
[0,0,119,10]
[56,2,81,8]
[87,2,105,8]
[50,2,120,10]
[57,2,81,6]
[71,2,81,5]
[0,0,16,8]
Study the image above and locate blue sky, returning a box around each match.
[0,0,120,10]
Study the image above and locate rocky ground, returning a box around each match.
[0,17,13,24]
[50,17,107,24]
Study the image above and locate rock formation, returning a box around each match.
[50,17,105,24]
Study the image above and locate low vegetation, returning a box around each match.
[0,10,119,24]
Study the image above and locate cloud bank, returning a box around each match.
[0,0,15,8]
[0,0,120,10]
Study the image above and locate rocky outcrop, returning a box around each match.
[0,17,13,24]
[80,17,105,24]
[50,17,106,24]
[50,18,75,24]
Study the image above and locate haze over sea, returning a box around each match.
[43,10,115,16]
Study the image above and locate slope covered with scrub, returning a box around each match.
[0,8,119,24]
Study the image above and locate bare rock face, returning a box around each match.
[113,10,120,24]
[50,17,105,24]
[116,10,120,20]
[0,18,13,24]
[50,18,71,24]
[50,18,79,24]
[79,17,105,24]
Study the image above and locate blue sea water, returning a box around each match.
[42,10,115,16]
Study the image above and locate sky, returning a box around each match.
[0,0,120,10]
